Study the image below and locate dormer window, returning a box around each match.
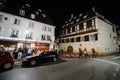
[76,18,80,22]
[19,9,25,16]
[83,15,88,19]
[79,13,83,17]
[31,13,35,19]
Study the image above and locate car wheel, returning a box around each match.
[3,62,12,70]
[30,60,36,66]
[53,57,57,62]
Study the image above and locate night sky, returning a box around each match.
[1,0,120,36]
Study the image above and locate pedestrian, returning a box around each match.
[91,48,96,58]
[78,48,84,58]
[84,48,88,58]
[17,52,22,60]
[60,49,64,57]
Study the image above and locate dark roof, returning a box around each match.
[0,3,54,25]
[61,7,119,29]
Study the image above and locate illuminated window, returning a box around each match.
[70,28,72,33]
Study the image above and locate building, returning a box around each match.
[58,7,119,56]
[0,3,56,52]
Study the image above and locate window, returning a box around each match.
[71,38,74,42]
[43,26,47,31]
[76,37,81,42]
[79,23,83,30]
[87,20,92,28]
[92,19,95,26]
[62,39,64,43]
[10,29,19,38]
[31,14,36,19]
[48,27,51,32]
[72,26,75,32]
[26,32,33,39]
[29,22,34,28]
[70,28,72,33]
[0,52,6,57]
[90,34,98,41]
[81,36,85,42]
[112,27,116,33]
[66,29,68,34]
[0,15,3,23]
[19,9,25,16]
[84,35,89,41]
[47,35,51,41]
[83,22,87,31]
[0,27,1,33]
[14,19,20,25]
[41,35,46,40]
[66,38,69,43]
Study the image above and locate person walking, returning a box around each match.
[78,48,84,58]
[84,48,88,58]
[91,48,96,58]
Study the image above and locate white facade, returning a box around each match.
[0,11,55,51]
[59,12,119,55]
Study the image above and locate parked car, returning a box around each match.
[0,51,15,70]
[21,51,59,66]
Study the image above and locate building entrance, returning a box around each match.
[67,46,73,54]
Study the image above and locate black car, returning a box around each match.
[21,51,59,66]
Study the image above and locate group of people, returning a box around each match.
[12,47,35,60]
[78,48,96,58]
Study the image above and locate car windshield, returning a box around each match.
[35,51,43,56]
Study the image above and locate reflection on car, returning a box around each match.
[0,51,15,70]
[21,51,59,66]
